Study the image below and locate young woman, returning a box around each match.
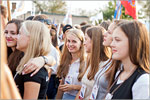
[4,19,24,76]
[105,20,149,99]
[76,26,111,99]
[56,29,85,99]
[14,21,52,99]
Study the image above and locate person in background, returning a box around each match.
[58,24,65,44]
[56,29,86,99]
[80,21,88,26]
[59,24,73,52]
[105,20,149,99]
[99,21,111,31]
[81,24,92,34]
[25,15,34,20]
[74,24,81,29]
[33,14,51,29]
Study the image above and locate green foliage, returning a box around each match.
[138,0,150,19]
[33,0,67,14]
[102,1,115,20]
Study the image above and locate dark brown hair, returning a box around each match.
[100,21,111,30]
[81,24,92,34]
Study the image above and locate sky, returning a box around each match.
[2,1,109,16]
[65,1,109,15]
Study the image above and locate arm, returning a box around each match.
[75,89,81,100]
[23,82,40,99]
[22,55,56,76]
[132,74,149,99]
[59,84,81,92]
[55,79,64,99]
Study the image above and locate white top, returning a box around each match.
[64,59,82,96]
[116,73,150,99]
[81,67,94,99]
[48,44,60,74]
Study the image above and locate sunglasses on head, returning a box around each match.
[38,19,51,25]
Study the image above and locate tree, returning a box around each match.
[138,0,150,19]
[102,1,116,20]
[33,0,67,14]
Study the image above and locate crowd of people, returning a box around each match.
[1,4,149,100]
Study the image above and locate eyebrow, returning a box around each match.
[114,37,120,39]
[10,31,16,32]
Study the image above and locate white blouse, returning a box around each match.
[64,59,82,96]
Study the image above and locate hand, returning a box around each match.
[58,84,74,92]
[22,57,45,77]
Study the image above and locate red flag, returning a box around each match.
[121,0,136,19]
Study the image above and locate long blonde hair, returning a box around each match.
[57,29,85,81]
[16,21,51,74]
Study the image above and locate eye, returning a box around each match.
[114,37,120,42]
[67,39,70,42]
[72,40,77,43]
[4,31,8,34]
[11,32,16,35]
[108,31,112,34]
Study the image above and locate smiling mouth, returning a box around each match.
[7,39,13,42]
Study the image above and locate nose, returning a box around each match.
[5,33,11,38]
[103,31,107,37]
[110,39,115,48]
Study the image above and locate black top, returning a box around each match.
[14,67,49,99]
[110,68,146,99]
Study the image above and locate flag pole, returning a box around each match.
[120,5,122,19]
[7,0,11,21]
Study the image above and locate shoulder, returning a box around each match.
[24,68,48,84]
[49,45,60,56]
[132,73,150,99]
[134,73,149,84]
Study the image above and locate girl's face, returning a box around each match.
[66,33,82,54]
[16,27,30,52]
[84,33,92,53]
[110,27,129,61]
[4,23,18,48]
[103,23,115,47]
